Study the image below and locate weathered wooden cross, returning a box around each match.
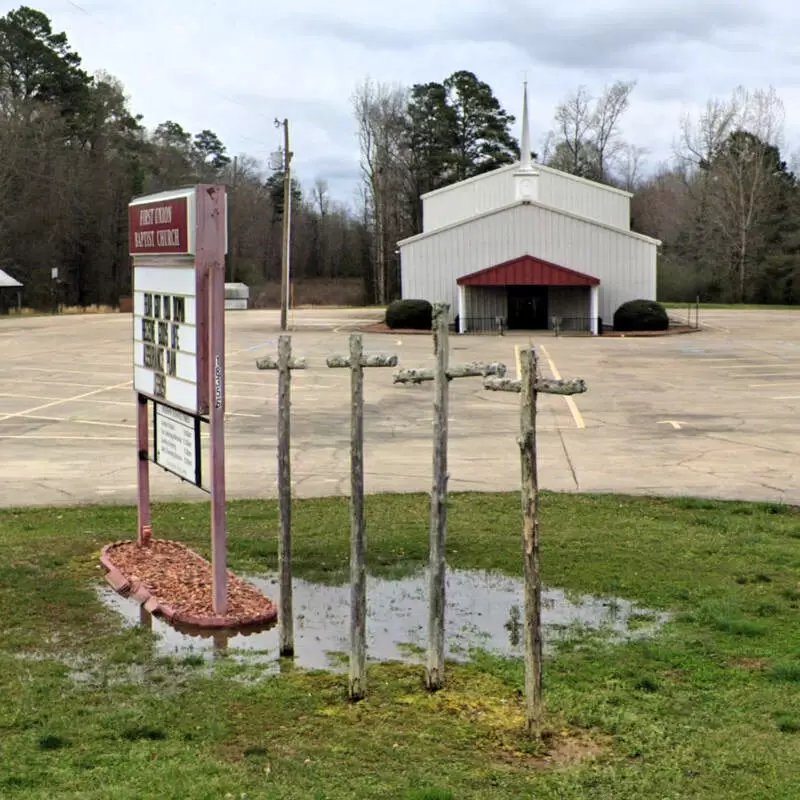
[256,335,308,658]
[484,348,587,739]
[393,302,506,691]
[327,334,398,701]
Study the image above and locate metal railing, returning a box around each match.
[455,316,508,334]
[549,316,601,336]
[455,316,603,335]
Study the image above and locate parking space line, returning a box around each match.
[538,345,585,430]
[711,364,793,370]
[734,373,799,379]
[751,381,800,388]
[9,377,128,390]
[16,414,136,430]
[10,364,130,379]
[770,395,800,401]
[0,380,132,423]
[0,434,130,441]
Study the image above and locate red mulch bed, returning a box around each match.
[101,539,278,629]
[599,324,699,337]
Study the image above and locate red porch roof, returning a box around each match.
[456,255,599,287]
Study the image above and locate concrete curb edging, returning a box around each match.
[100,539,279,630]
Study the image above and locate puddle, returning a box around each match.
[97,569,668,674]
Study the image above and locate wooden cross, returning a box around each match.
[393,302,507,691]
[256,335,308,658]
[484,348,587,739]
[327,333,398,701]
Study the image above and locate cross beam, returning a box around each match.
[393,361,507,384]
[255,335,307,658]
[327,334,398,701]
[483,376,586,395]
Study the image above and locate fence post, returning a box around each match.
[428,304,449,690]
[349,334,366,698]
[277,336,293,656]
[327,335,398,700]
[256,337,308,658]
[484,353,587,738]
[519,348,543,737]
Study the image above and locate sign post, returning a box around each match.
[129,184,229,615]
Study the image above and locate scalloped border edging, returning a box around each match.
[100,539,278,630]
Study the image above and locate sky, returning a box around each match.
[13,0,800,208]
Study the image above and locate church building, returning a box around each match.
[397,84,661,334]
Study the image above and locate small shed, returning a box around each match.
[0,268,22,314]
[225,282,250,311]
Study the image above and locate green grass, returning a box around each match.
[662,301,800,311]
[3,491,800,798]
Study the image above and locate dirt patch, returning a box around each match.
[539,730,609,768]
[731,657,770,671]
[492,728,610,771]
[101,539,277,629]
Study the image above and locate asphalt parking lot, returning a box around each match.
[2,307,800,508]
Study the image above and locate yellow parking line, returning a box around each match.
[538,345,585,430]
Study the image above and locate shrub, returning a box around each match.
[385,299,433,330]
[613,299,669,332]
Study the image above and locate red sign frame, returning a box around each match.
[130,184,229,615]
[129,196,191,256]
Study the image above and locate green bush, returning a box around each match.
[385,299,433,330]
[613,299,669,332]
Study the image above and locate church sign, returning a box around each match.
[128,184,231,615]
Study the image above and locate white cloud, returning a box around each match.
[18,0,800,206]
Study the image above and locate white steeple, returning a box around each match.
[514,79,539,202]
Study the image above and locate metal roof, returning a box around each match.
[456,255,600,288]
[0,268,22,288]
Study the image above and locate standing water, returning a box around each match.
[98,568,668,672]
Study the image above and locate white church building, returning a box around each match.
[397,84,661,334]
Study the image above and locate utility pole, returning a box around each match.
[274,118,293,331]
[228,156,238,283]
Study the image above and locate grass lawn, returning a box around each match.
[662,301,800,311]
[2,492,800,798]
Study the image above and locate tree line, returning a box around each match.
[1,5,799,312]
[0,5,372,311]
[355,75,800,306]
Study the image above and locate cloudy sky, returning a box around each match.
[16,0,800,206]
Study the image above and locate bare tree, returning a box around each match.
[352,77,410,303]
[617,143,648,192]
[548,85,593,176]
[592,80,636,181]
[545,81,635,183]
[678,86,786,301]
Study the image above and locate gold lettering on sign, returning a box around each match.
[156,229,181,247]
[133,231,156,249]
[138,205,173,226]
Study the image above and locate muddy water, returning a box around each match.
[98,568,668,672]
